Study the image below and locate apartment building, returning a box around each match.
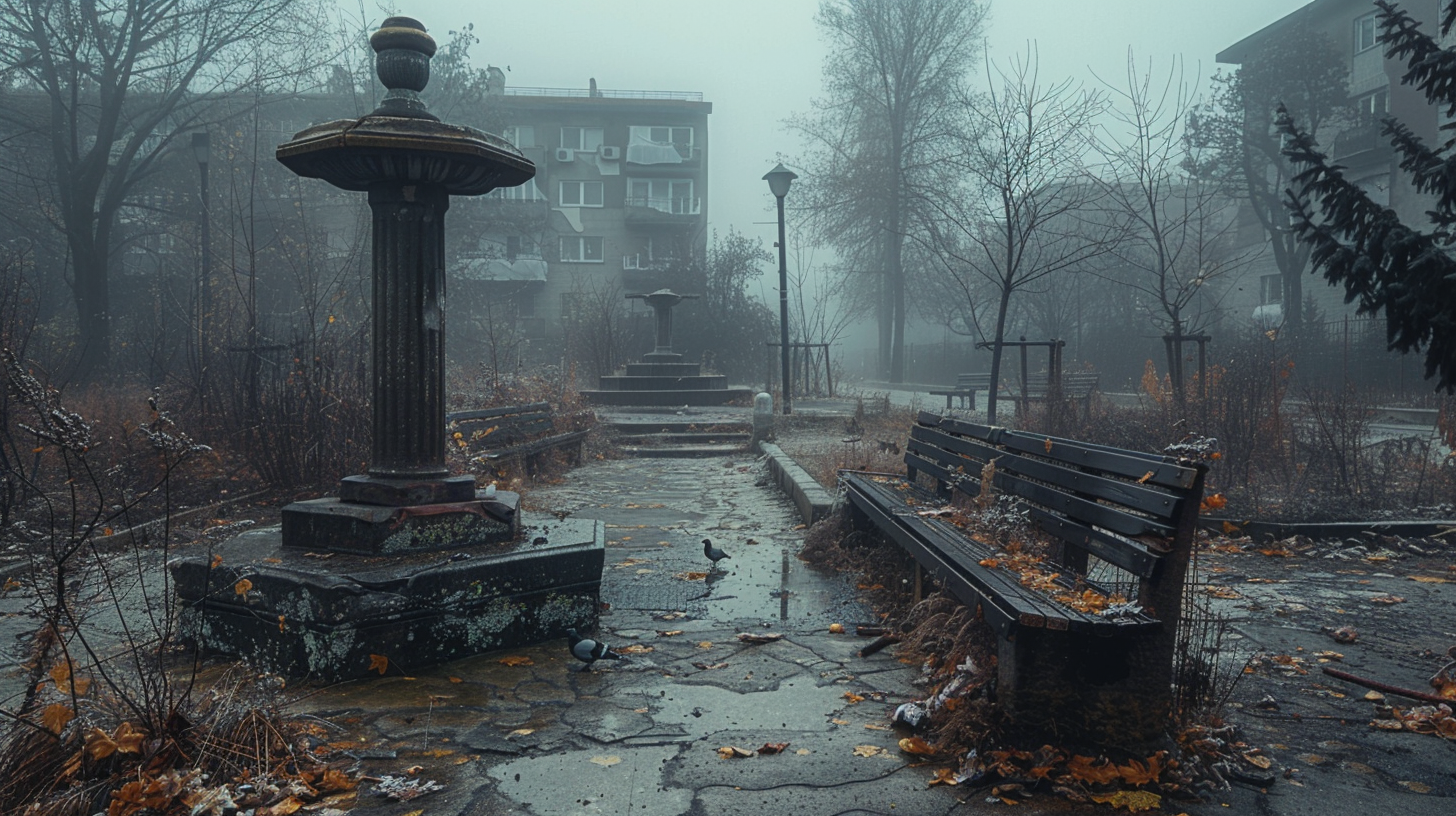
[1215,0,1442,328]
[460,71,712,345]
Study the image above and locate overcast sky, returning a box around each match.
[382,0,1310,256]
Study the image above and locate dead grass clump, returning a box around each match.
[796,397,917,489]
[0,668,350,816]
[798,509,918,619]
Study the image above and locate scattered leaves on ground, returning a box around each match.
[898,736,937,756]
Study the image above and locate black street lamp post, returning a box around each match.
[763,163,797,415]
[193,131,211,417]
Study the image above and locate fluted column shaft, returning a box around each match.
[367,182,450,479]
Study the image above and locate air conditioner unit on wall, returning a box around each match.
[599,145,620,161]
[555,148,575,162]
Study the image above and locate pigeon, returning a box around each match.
[566,627,622,670]
[702,538,731,566]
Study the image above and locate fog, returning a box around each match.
[398,0,1307,258]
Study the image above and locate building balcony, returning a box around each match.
[625,197,702,225]
[1331,122,1392,166]
[626,143,701,166]
[622,253,687,271]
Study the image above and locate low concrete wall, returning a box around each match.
[760,442,837,526]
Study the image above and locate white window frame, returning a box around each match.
[560,126,604,152]
[1259,274,1283,305]
[559,235,605,263]
[558,180,605,208]
[1356,89,1388,122]
[1356,13,1378,53]
[627,177,697,213]
[503,125,536,148]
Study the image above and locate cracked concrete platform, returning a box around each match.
[284,455,970,815]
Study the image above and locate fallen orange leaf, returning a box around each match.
[368,654,389,675]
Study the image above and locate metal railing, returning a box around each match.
[503,87,704,102]
[622,253,683,270]
[625,196,701,215]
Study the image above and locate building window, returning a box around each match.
[1356,12,1378,52]
[627,178,698,214]
[491,178,545,201]
[560,126,604,152]
[628,126,695,163]
[559,236,605,263]
[503,125,536,148]
[558,180,604,207]
[1259,274,1282,305]
[1356,89,1388,124]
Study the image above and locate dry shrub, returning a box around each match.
[799,508,917,620]
[0,668,320,816]
[793,396,917,489]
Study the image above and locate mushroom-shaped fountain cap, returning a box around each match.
[275,16,534,196]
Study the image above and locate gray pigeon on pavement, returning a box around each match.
[702,538,731,566]
[566,627,622,670]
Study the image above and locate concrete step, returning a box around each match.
[618,443,745,458]
[616,431,751,445]
[604,420,751,434]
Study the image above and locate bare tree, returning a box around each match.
[0,0,330,380]
[1091,54,1253,407]
[789,0,986,383]
[1184,18,1349,343]
[922,50,1108,423]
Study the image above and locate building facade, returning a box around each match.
[456,73,712,349]
[1215,0,1443,329]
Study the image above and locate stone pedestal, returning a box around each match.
[173,514,603,681]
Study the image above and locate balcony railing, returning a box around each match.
[625,196,701,216]
[622,254,684,270]
[503,87,704,102]
[1331,122,1386,160]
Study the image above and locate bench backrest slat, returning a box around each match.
[909,426,1186,519]
[925,413,1197,490]
[446,402,552,423]
[1024,506,1158,578]
[905,444,1175,540]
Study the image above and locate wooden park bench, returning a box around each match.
[1008,370,1100,420]
[840,411,1207,746]
[446,402,591,475]
[928,372,993,411]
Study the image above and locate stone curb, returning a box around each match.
[759,441,837,526]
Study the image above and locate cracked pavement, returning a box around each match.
[285,455,968,815]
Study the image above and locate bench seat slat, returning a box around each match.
[910,426,1186,519]
[843,476,1020,634]
[845,474,1157,634]
[846,475,1060,629]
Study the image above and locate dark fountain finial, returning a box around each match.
[370,16,438,120]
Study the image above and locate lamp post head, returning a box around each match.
[763,163,797,199]
[191,131,210,166]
